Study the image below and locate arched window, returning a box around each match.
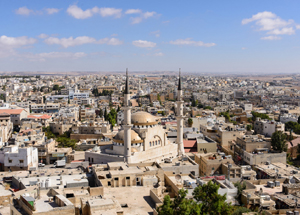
[149,142,151,147]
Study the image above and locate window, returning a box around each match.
[19,160,24,163]
[9,160,12,163]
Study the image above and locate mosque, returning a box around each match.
[86,70,184,164]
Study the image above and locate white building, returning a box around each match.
[2,145,38,171]
[254,118,285,137]
[280,114,298,124]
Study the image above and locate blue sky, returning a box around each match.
[0,0,299,73]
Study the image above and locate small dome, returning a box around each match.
[131,148,138,152]
[113,130,143,143]
[131,111,158,126]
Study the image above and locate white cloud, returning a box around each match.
[38,52,87,59]
[129,11,157,24]
[38,34,49,39]
[99,8,122,18]
[154,52,164,56]
[0,35,37,47]
[97,38,123,45]
[0,35,37,58]
[150,30,160,37]
[15,6,60,15]
[242,11,300,38]
[132,40,156,48]
[15,6,34,15]
[45,36,123,48]
[261,36,281,40]
[170,38,216,47]
[23,52,87,62]
[45,8,60,15]
[125,9,142,14]
[67,4,122,19]
[267,27,295,35]
[66,5,94,19]
[242,11,276,25]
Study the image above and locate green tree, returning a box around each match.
[197,103,204,109]
[2,85,6,91]
[53,84,60,91]
[188,118,193,127]
[234,181,246,204]
[99,109,103,117]
[271,131,287,152]
[157,93,161,101]
[192,99,198,107]
[193,180,234,215]
[204,106,212,110]
[251,111,270,121]
[298,116,300,124]
[246,124,253,131]
[104,108,107,121]
[157,189,202,215]
[232,207,252,215]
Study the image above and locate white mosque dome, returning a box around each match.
[131,111,158,126]
[113,129,143,143]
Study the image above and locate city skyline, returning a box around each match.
[1,0,300,73]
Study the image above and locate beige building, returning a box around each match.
[194,152,235,177]
[234,135,286,165]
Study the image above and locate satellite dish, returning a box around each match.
[175,174,182,183]
[290,178,296,184]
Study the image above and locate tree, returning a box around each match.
[193,180,234,215]
[204,106,212,110]
[157,181,234,215]
[246,124,253,131]
[298,116,300,124]
[53,84,60,91]
[192,99,198,107]
[271,131,287,152]
[2,85,6,91]
[197,103,204,109]
[157,93,161,101]
[188,118,193,127]
[99,109,103,117]
[251,111,270,121]
[232,207,252,215]
[234,181,246,204]
[157,189,202,215]
[104,108,107,121]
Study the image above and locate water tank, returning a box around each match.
[45,178,51,188]
[41,180,45,188]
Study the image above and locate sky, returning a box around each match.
[0,0,300,73]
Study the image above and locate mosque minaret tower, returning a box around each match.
[123,69,132,162]
[176,69,185,155]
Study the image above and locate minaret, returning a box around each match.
[176,69,185,156]
[123,69,132,163]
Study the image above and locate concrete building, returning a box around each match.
[254,118,285,137]
[2,145,38,171]
[0,108,28,126]
[234,135,286,165]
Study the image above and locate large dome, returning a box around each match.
[131,111,158,126]
[113,129,143,143]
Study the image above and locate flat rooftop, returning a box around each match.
[104,186,155,215]
[35,195,59,213]
[19,174,88,188]
[159,157,196,167]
